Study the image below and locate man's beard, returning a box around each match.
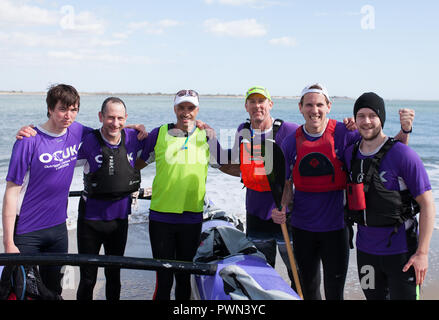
[361,126,382,141]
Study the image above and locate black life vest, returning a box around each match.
[345,137,420,228]
[292,119,347,192]
[239,119,283,192]
[83,129,141,201]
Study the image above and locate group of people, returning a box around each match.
[1,82,435,301]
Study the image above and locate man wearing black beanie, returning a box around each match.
[354,92,386,128]
[345,92,435,300]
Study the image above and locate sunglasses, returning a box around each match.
[176,89,199,98]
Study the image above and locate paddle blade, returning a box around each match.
[262,139,286,209]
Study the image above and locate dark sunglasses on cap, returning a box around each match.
[176,89,199,97]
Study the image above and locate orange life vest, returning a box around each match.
[239,119,283,192]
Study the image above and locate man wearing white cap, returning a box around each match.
[136,89,216,300]
[272,83,415,300]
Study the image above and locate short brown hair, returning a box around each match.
[101,97,126,114]
[46,84,80,118]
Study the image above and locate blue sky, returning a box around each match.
[0,0,438,100]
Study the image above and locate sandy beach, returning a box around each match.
[1,222,438,300]
[55,224,439,300]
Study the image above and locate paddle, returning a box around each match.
[263,139,304,299]
[69,187,152,200]
[0,253,217,275]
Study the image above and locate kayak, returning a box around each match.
[191,201,301,300]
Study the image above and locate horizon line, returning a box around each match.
[0,90,438,102]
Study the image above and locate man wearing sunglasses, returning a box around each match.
[135,89,217,300]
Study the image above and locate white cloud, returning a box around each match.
[47,50,154,65]
[204,18,267,38]
[0,0,58,26]
[126,19,181,36]
[158,19,180,28]
[204,0,280,9]
[0,0,106,34]
[0,31,121,48]
[61,10,106,35]
[269,36,297,47]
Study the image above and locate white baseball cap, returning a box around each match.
[174,89,199,107]
[300,83,330,102]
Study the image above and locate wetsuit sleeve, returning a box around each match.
[140,127,160,164]
[210,124,242,166]
[205,135,221,167]
[230,124,245,164]
[6,138,35,186]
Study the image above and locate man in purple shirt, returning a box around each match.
[272,84,414,300]
[75,97,146,300]
[2,84,93,295]
[344,92,435,300]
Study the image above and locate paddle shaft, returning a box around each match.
[280,221,303,299]
[0,253,216,275]
[68,188,151,200]
[262,139,304,299]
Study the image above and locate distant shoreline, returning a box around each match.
[0,90,352,100]
[2,91,438,102]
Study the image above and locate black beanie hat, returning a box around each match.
[353,92,386,128]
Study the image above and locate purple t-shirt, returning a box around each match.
[281,120,360,232]
[77,128,147,221]
[140,126,209,224]
[228,121,300,220]
[6,121,92,234]
[344,138,431,255]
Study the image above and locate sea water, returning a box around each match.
[0,94,438,235]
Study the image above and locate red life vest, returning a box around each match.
[293,119,347,192]
[239,119,283,192]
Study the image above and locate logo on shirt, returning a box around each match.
[39,144,80,164]
[94,153,134,164]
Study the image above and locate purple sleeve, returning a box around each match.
[281,132,297,181]
[6,138,35,186]
[81,124,94,139]
[140,127,160,162]
[334,122,360,163]
[77,131,92,161]
[396,144,431,198]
